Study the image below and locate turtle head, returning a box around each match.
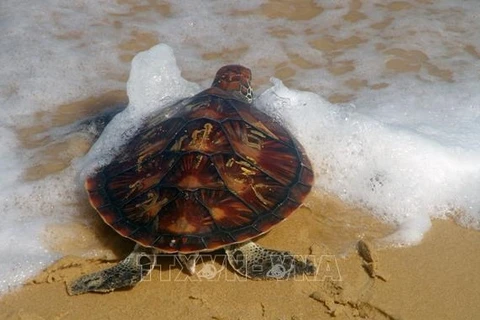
[212,65,253,103]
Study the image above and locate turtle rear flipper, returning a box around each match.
[225,241,316,279]
[67,245,155,295]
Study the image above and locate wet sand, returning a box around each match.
[1,204,479,320]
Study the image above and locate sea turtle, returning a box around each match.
[69,65,315,295]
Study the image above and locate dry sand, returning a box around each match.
[1,193,479,320]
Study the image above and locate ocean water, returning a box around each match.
[1,0,480,294]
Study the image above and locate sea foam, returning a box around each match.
[258,78,480,245]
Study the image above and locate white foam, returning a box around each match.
[0,167,82,294]
[257,79,480,245]
[0,222,56,293]
[0,124,65,293]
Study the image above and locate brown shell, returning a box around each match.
[86,87,314,253]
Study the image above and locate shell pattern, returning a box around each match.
[86,87,313,253]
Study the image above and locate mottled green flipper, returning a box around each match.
[225,241,315,279]
[68,245,155,295]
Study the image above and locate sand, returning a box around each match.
[1,193,479,320]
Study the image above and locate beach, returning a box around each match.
[1,200,479,319]
[1,1,480,319]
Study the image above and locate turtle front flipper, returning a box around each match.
[225,241,316,279]
[67,245,155,295]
